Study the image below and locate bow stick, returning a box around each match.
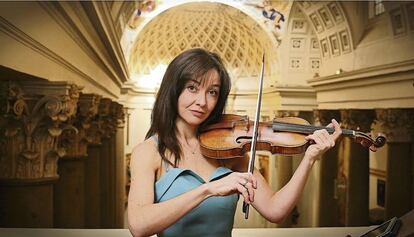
[243,53,265,219]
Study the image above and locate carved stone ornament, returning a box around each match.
[340,109,375,132]
[112,102,125,128]
[0,80,82,180]
[313,109,341,126]
[60,93,102,158]
[88,98,112,145]
[375,109,414,143]
[275,110,300,118]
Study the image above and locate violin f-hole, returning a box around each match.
[236,136,252,144]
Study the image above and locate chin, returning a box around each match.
[186,116,206,127]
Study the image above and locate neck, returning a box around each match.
[175,117,198,142]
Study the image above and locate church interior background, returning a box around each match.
[0,0,413,230]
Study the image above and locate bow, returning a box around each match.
[243,53,265,219]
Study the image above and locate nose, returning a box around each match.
[195,92,207,107]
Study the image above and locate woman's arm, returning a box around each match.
[245,119,342,223]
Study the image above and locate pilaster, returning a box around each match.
[340,109,375,226]
[0,79,81,227]
[313,109,341,227]
[375,109,414,219]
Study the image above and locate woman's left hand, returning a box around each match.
[304,119,342,163]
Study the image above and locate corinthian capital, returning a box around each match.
[61,93,102,158]
[0,80,82,180]
[340,109,375,132]
[313,110,340,126]
[374,109,414,143]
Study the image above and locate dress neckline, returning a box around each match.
[156,166,231,184]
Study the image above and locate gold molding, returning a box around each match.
[308,59,414,89]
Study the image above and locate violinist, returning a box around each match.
[127,48,342,237]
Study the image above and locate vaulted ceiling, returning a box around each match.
[129,2,275,79]
[123,1,285,91]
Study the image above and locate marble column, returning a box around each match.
[313,110,341,227]
[273,110,315,227]
[375,109,414,219]
[0,80,81,227]
[340,109,375,226]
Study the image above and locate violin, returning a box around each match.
[199,114,386,159]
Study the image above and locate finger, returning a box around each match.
[331,119,342,140]
[305,134,314,141]
[247,172,256,186]
[314,131,331,151]
[244,182,255,202]
[251,174,258,189]
[320,130,333,148]
[326,122,334,128]
[237,184,250,204]
[241,173,254,186]
[238,177,247,187]
[312,131,325,146]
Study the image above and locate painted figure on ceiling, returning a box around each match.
[128,0,157,29]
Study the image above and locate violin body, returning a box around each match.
[200,114,386,159]
[200,114,310,159]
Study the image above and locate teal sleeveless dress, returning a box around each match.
[155,165,238,237]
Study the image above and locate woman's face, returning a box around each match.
[177,69,221,127]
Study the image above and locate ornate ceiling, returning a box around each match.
[127,2,279,90]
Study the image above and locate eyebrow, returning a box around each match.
[187,79,200,85]
[188,79,220,88]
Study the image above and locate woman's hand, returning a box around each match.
[304,119,342,163]
[206,172,257,204]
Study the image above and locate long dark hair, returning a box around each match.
[146,48,231,167]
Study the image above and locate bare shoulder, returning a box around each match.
[130,138,159,172]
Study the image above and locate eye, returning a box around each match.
[187,85,198,93]
[208,89,219,97]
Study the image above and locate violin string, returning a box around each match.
[272,121,354,136]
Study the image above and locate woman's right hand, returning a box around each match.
[206,172,257,204]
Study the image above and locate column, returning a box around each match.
[273,110,316,227]
[84,98,108,228]
[53,93,101,228]
[0,80,81,227]
[375,109,414,219]
[340,109,375,226]
[101,101,126,228]
[313,109,341,227]
[114,104,126,227]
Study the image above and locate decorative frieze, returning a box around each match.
[0,80,81,180]
[313,109,341,126]
[375,109,414,142]
[275,110,300,118]
[88,99,124,145]
[340,109,375,132]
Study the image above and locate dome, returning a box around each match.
[128,2,278,89]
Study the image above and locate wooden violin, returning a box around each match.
[199,114,386,159]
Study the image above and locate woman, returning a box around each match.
[128,48,341,237]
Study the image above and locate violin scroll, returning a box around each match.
[354,132,386,152]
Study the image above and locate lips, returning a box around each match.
[190,110,205,118]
